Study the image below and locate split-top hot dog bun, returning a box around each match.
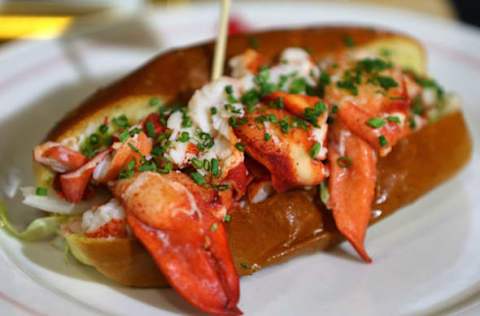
[34,27,472,288]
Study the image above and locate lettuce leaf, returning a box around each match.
[0,200,66,241]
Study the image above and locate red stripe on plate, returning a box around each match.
[0,290,46,316]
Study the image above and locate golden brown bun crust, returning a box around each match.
[66,234,167,287]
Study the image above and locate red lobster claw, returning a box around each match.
[113,172,241,316]
[328,125,377,263]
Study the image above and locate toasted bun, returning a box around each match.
[34,26,471,287]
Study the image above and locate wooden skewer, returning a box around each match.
[211,0,231,81]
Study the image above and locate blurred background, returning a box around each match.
[0,0,478,48]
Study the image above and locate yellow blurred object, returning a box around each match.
[0,16,73,40]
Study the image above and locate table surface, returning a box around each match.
[0,0,457,48]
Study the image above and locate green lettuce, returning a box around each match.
[0,201,67,241]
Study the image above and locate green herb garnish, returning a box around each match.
[366,117,385,129]
[139,160,157,172]
[211,158,220,177]
[223,214,232,223]
[375,76,398,90]
[387,116,401,124]
[112,115,129,129]
[225,85,238,103]
[158,162,173,174]
[119,160,136,179]
[289,77,307,94]
[278,119,290,133]
[241,89,260,112]
[190,172,205,185]
[35,187,48,196]
[145,121,156,138]
[235,143,245,152]
[378,135,389,147]
[98,124,109,134]
[177,131,190,143]
[191,158,203,169]
[149,97,161,107]
[309,143,321,158]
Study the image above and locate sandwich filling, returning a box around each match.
[29,46,457,258]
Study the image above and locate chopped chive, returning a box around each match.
[98,124,109,134]
[139,160,157,172]
[278,119,290,133]
[197,132,214,150]
[376,76,398,90]
[158,162,173,174]
[235,142,245,152]
[336,79,358,96]
[309,143,321,158]
[203,159,211,171]
[292,117,309,130]
[210,107,218,115]
[304,102,327,126]
[190,172,205,185]
[337,156,352,168]
[119,130,130,143]
[88,133,100,145]
[409,117,417,129]
[271,97,284,109]
[35,187,48,196]
[223,214,232,223]
[387,116,401,124]
[241,89,260,112]
[177,131,190,143]
[228,117,238,128]
[356,58,392,73]
[211,159,220,177]
[152,144,165,156]
[225,85,233,94]
[411,96,424,115]
[149,97,161,107]
[267,114,277,123]
[145,121,156,138]
[366,117,385,129]
[224,85,238,103]
[264,132,271,141]
[331,104,339,114]
[112,115,130,129]
[289,77,307,94]
[378,135,389,147]
[128,127,142,137]
[119,160,136,179]
[191,158,203,169]
[128,143,142,155]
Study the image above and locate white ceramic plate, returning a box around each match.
[0,2,479,315]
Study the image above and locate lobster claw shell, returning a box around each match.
[114,172,241,316]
